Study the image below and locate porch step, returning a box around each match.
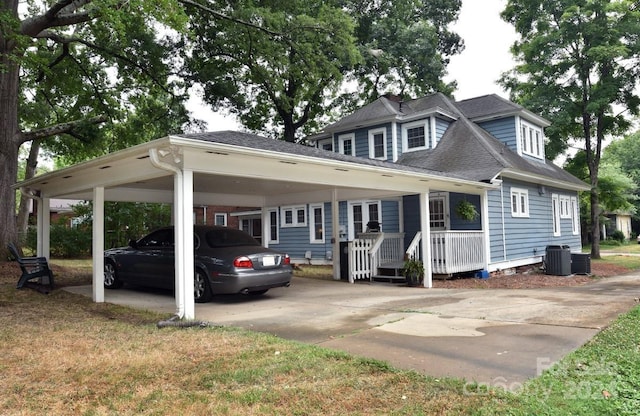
[373,261,406,283]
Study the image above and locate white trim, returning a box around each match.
[519,119,545,159]
[368,128,387,160]
[430,116,437,149]
[510,187,529,218]
[391,122,398,162]
[488,256,544,273]
[560,195,571,219]
[309,203,325,244]
[338,133,355,156]
[552,194,561,236]
[402,120,429,152]
[571,196,580,235]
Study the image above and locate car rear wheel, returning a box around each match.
[104,261,123,289]
[194,269,213,303]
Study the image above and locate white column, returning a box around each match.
[262,208,270,248]
[36,197,50,258]
[92,187,105,303]
[174,169,195,320]
[419,191,432,288]
[481,190,491,271]
[332,189,341,280]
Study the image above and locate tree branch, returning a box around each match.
[18,115,108,144]
[21,0,94,37]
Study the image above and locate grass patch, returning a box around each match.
[2,260,639,415]
[594,255,640,271]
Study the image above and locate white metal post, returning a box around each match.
[36,197,51,258]
[174,169,195,320]
[332,189,341,280]
[419,191,432,288]
[92,187,105,302]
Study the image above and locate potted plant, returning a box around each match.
[455,199,479,221]
[403,255,424,287]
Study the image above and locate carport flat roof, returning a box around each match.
[15,131,497,205]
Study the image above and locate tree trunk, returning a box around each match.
[0,54,22,260]
[589,185,601,259]
[16,140,41,240]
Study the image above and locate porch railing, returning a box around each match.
[349,232,404,282]
[431,231,485,274]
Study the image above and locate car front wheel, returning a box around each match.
[104,261,123,289]
[194,269,213,303]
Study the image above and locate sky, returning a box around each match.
[187,0,518,130]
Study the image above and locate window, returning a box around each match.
[402,121,428,152]
[281,205,306,227]
[571,197,579,235]
[510,188,529,218]
[310,204,325,243]
[318,138,333,151]
[520,120,544,159]
[560,196,571,218]
[214,213,227,226]
[339,134,355,156]
[429,194,448,230]
[268,209,279,243]
[368,128,387,160]
[552,194,561,236]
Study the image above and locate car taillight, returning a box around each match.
[234,256,253,268]
[283,254,291,265]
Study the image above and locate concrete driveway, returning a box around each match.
[66,272,640,389]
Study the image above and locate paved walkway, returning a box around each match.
[66,271,640,389]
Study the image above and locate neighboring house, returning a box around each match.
[235,93,588,279]
[602,211,633,240]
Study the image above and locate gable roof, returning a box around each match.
[318,93,458,133]
[397,115,588,190]
[456,94,551,127]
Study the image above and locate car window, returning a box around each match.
[138,229,174,248]
[205,229,261,248]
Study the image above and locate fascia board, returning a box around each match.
[501,169,590,192]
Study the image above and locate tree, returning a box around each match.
[0,0,191,259]
[500,0,640,258]
[186,0,463,142]
[186,0,361,142]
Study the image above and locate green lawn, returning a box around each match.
[1,259,639,415]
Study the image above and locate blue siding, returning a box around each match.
[402,194,420,249]
[479,117,517,152]
[435,117,450,146]
[381,200,400,232]
[489,179,581,263]
[449,193,481,230]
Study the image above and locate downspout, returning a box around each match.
[149,148,185,318]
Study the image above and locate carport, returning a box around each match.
[14,131,496,319]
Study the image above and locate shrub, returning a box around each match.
[610,229,626,243]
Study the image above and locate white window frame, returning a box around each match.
[347,200,382,240]
[510,187,530,218]
[402,120,429,152]
[214,213,227,226]
[338,133,355,156]
[368,128,387,160]
[571,196,580,235]
[519,119,545,159]
[552,194,561,236]
[281,205,307,228]
[560,196,571,219]
[309,204,325,244]
[267,209,279,244]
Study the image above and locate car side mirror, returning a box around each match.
[128,239,138,249]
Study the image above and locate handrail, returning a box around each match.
[406,231,422,260]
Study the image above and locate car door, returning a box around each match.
[124,228,175,289]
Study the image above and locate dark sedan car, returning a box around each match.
[103,225,292,302]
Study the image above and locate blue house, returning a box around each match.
[243,93,588,282]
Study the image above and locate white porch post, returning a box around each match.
[419,191,432,288]
[332,189,341,280]
[92,187,105,303]
[481,190,491,271]
[175,169,195,320]
[261,208,269,248]
[36,197,50,258]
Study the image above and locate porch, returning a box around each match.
[348,231,486,283]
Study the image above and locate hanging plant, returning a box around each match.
[455,199,479,221]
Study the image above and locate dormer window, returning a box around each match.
[368,128,387,160]
[402,120,429,152]
[520,120,544,159]
[339,133,355,156]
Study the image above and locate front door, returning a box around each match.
[429,193,449,231]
